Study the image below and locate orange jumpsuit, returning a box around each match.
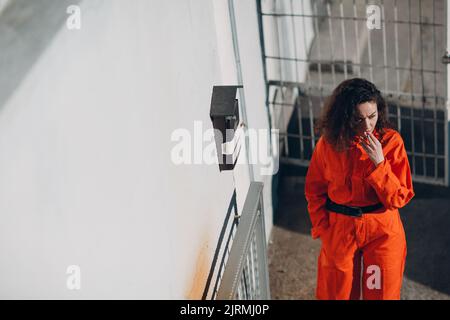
[304,128,415,300]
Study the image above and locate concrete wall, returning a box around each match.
[0,0,273,299]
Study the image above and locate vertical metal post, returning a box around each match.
[300,0,315,150]
[394,0,402,133]
[326,2,336,87]
[290,0,304,159]
[289,0,299,84]
[446,0,450,186]
[433,0,438,179]
[313,1,323,89]
[365,0,374,82]
[408,0,416,176]
[228,0,255,181]
[279,92,289,157]
[257,194,270,299]
[419,0,427,177]
[313,0,324,148]
[274,0,285,93]
[353,0,362,78]
[339,0,348,79]
[381,0,388,92]
[256,0,274,151]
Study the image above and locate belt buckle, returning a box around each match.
[348,206,363,217]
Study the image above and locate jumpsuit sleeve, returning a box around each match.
[305,137,329,239]
[365,133,415,210]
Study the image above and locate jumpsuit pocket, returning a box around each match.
[374,210,403,237]
[319,211,337,242]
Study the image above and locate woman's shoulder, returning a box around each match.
[315,135,328,151]
[381,128,404,145]
[380,128,407,156]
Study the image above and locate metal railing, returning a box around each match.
[257,0,448,186]
[216,182,270,300]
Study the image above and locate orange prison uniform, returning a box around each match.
[304,128,415,300]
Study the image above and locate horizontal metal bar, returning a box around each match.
[265,55,446,75]
[388,115,447,123]
[278,132,314,139]
[407,152,446,158]
[267,81,447,105]
[280,158,446,186]
[279,133,307,139]
[260,12,446,28]
[271,100,448,114]
[280,157,311,167]
[410,175,447,186]
[281,142,445,159]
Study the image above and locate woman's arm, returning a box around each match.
[304,137,330,239]
[365,133,415,210]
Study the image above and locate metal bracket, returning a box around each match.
[441,51,450,64]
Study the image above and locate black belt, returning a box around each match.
[325,197,384,217]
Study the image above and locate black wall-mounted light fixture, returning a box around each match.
[209,85,243,171]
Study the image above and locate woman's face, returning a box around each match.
[354,101,378,136]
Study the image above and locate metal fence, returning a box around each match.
[216,182,271,300]
[257,0,448,186]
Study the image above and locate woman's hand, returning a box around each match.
[358,131,384,166]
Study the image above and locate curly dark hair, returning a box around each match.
[314,78,394,152]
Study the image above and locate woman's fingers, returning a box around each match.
[364,132,376,149]
[358,135,367,145]
[359,137,370,151]
[362,134,372,148]
[361,134,373,149]
[367,131,377,144]
[359,136,375,154]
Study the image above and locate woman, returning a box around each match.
[304,78,415,300]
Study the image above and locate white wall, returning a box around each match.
[0,0,9,13]
[0,0,274,299]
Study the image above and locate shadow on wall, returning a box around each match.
[0,0,82,110]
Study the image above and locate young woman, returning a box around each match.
[304,78,415,300]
